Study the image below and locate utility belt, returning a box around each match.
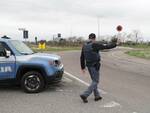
[86,60,101,71]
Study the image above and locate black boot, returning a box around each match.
[80,95,88,103]
[94,96,102,101]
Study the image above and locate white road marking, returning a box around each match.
[64,71,107,94]
[56,88,73,92]
[64,71,122,108]
[56,89,64,92]
[63,77,73,83]
[103,101,121,108]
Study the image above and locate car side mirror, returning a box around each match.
[5,50,11,58]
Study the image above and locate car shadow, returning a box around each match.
[0,83,20,92]
[0,81,67,93]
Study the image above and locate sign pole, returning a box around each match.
[116,25,123,42]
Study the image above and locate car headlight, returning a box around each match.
[54,60,61,66]
[49,60,61,66]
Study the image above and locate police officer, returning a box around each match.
[80,33,119,103]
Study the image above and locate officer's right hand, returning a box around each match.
[116,38,121,46]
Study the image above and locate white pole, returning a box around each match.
[97,17,100,41]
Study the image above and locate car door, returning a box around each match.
[0,42,16,80]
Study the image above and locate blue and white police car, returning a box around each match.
[0,36,64,93]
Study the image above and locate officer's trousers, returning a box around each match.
[82,63,101,97]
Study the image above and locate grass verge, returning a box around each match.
[126,49,150,59]
[30,46,81,52]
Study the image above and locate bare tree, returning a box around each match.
[126,33,134,41]
[133,30,143,43]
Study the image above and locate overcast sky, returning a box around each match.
[0,0,150,41]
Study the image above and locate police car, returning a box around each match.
[0,36,64,93]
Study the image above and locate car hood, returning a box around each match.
[16,53,61,62]
[33,53,61,60]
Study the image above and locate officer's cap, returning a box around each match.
[89,33,96,39]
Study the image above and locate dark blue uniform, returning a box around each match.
[80,41,116,98]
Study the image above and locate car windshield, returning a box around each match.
[10,40,34,55]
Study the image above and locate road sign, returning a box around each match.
[23,30,28,39]
[58,33,61,37]
[35,37,38,45]
[116,25,123,32]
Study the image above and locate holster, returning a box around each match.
[94,62,101,71]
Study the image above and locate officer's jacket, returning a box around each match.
[80,41,116,69]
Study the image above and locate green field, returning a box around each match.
[29,43,150,59]
[124,44,150,59]
[126,50,150,59]
[30,45,81,52]
[122,43,150,59]
[123,44,150,49]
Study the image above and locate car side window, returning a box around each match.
[0,42,12,57]
[0,42,6,57]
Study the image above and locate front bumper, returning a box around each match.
[46,70,64,84]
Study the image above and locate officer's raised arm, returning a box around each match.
[92,38,120,51]
[93,42,117,50]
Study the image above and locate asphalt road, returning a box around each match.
[0,47,150,113]
[59,47,150,113]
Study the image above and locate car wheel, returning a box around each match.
[21,71,45,93]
